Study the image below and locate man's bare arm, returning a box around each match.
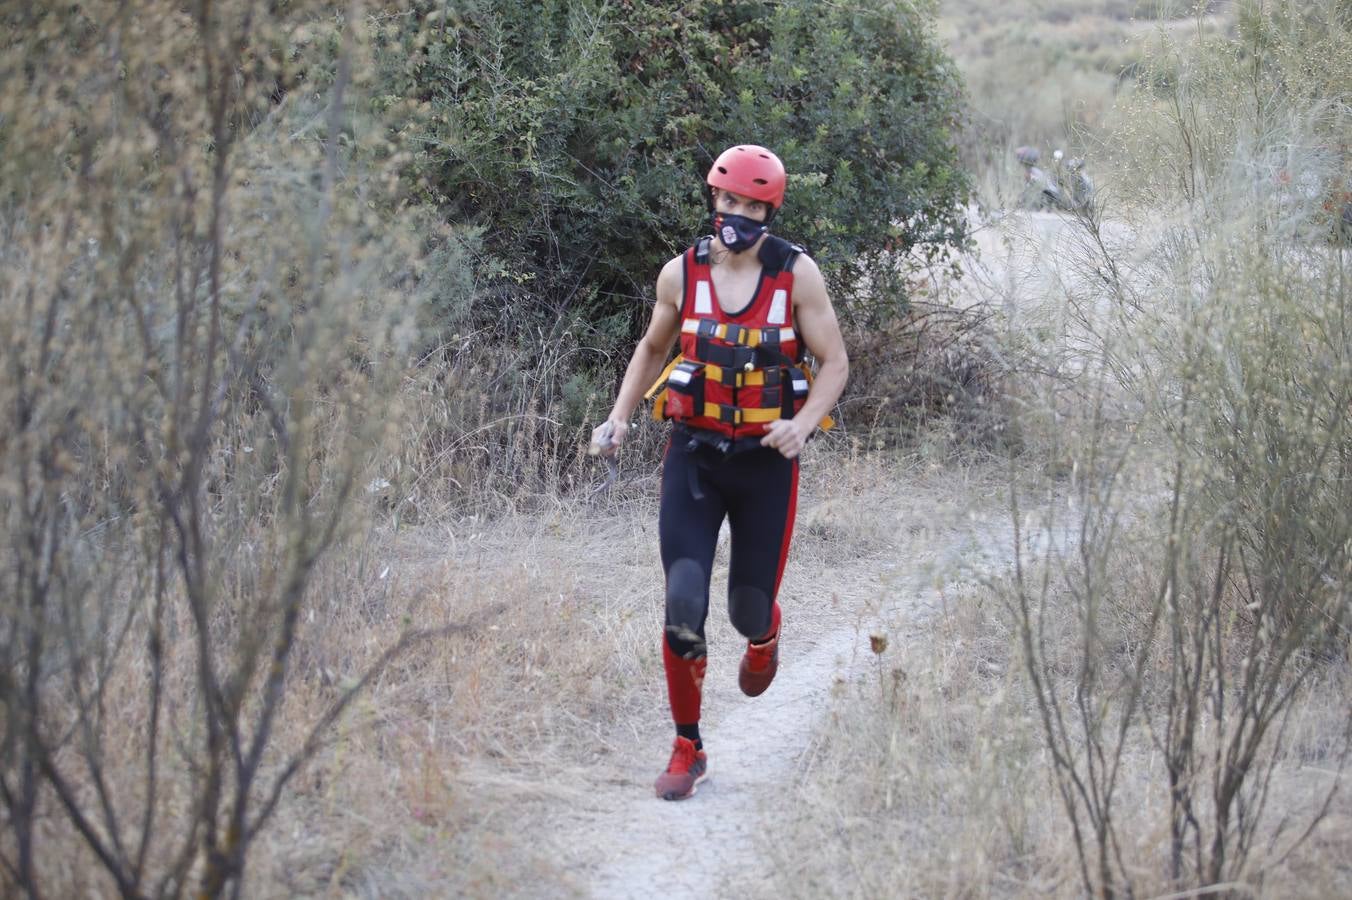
[593,255,683,452]
[761,255,848,458]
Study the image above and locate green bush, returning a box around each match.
[376,0,970,337]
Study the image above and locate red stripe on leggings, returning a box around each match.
[772,458,799,598]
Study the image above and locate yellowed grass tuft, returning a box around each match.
[765,522,1351,898]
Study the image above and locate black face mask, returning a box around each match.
[712,212,769,253]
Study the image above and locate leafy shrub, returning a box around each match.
[376,0,970,339]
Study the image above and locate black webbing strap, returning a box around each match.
[676,424,765,460]
[756,235,804,276]
[696,338,757,370]
[753,343,799,368]
[694,236,713,265]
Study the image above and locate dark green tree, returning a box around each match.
[378,0,969,339]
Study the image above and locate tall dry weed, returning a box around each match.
[1005,2,1352,895]
[0,3,448,896]
[771,2,1351,897]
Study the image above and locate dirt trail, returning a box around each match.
[542,504,1070,899]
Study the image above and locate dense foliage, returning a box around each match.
[377,0,970,338]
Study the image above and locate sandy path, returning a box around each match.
[542,504,1069,899]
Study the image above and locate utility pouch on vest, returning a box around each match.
[756,365,784,409]
[662,359,705,421]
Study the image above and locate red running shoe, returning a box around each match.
[654,736,708,801]
[738,612,781,697]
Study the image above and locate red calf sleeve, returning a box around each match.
[662,638,707,725]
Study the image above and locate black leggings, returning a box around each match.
[660,432,799,658]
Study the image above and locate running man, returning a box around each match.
[592,144,848,800]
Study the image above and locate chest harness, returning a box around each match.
[645,235,834,448]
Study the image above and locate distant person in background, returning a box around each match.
[1016,144,1094,213]
[1015,144,1048,208]
[591,144,848,800]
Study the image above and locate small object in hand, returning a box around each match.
[588,421,620,496]
[589,420,616,457]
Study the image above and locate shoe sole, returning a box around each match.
[740,668,775,697]
[660,768,709,801]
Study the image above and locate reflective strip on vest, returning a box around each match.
[767,289,788,325]
[693,280,713,315]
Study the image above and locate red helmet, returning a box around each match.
[706,145,787,209]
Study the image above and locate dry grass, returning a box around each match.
[841,303,1014,452]
[44,427,1344,897]
[234,436,1011,897]
[242,502,669,897]
[762,5,1352,889]
[938,0,1236,204]
[763,515,1351,899]
[19,467,667,896]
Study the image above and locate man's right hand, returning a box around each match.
[589,418,629,457]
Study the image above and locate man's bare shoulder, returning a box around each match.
[790,251,829,304]
[659,253,685,279]
[791,250,823,279]
[656,253,686,306]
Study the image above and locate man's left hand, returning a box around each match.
[761,418,812,459]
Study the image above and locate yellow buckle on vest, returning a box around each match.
[704,404,782,425]
[706,403,743,426]
[702,362,772,388]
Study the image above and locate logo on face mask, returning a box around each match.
[713,212,769,253]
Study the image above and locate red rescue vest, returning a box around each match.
[646,236,834,439]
